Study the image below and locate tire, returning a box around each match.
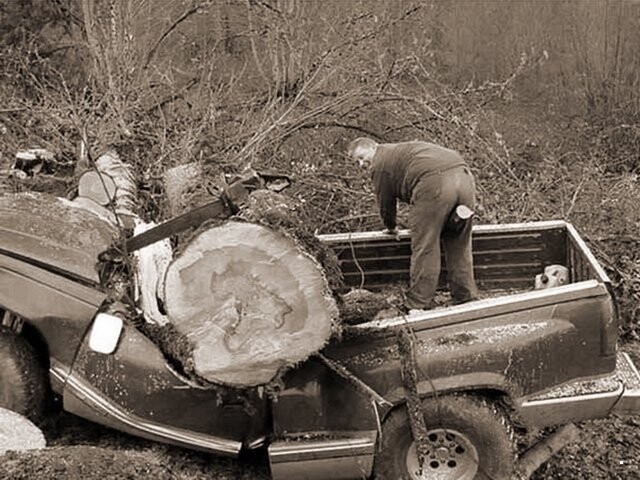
[0,326,48,424]
[374,394,515,480]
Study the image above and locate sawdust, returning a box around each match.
[338,286,527,326]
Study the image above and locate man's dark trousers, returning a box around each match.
[405,165,478,309]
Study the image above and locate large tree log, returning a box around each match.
[163,219,339,387]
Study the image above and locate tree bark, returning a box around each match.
[163,162,204,217]
[133,221,171,326]
[75,150,137,228]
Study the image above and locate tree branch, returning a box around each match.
[144,2,201,69]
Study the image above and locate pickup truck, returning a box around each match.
[1,207,639,479]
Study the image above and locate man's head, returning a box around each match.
[347,137,378,167]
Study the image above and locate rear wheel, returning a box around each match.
[374,395,515,480]
[0,326,48,424]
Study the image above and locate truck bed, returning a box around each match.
[318,220,609,292]
[270,221,640,479]
[316,221,625,423]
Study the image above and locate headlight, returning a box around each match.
[88,313,123,354]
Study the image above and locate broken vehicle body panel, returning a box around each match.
[1,217,640,480]
[62,322,260,455]
[0,252,104,373]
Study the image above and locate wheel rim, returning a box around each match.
[405,428,479,480]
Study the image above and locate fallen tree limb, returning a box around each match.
[517,423,580,479]
[75,150,137,229]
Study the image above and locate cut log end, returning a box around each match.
[163,221,338,387]
[77,171,116,206]
[75,151,138,229]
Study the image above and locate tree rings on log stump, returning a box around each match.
[77,171,116,206]
[0,407,45,454]
[163,220,339,387]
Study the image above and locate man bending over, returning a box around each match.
[347,137,478,311]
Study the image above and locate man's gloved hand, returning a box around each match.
[382,227,401,241]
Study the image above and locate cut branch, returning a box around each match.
[517,423,580,479]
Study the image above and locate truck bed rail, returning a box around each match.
[318,221,607,292]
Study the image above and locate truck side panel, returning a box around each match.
[64,323,268,454]
[325,281,615,409]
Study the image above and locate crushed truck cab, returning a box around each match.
[1,218,639,480]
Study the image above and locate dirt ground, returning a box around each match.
[1,400,639,480]
[0,412,269,479]
[0,343,639,479]
[529,342,640,480]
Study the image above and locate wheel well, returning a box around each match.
[374,389,519,479]
[1,309,51,371]
[20,321,51,372]
[1,310,54,405]
[383,387,516,425]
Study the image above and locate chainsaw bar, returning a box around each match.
[125,170,290,252]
